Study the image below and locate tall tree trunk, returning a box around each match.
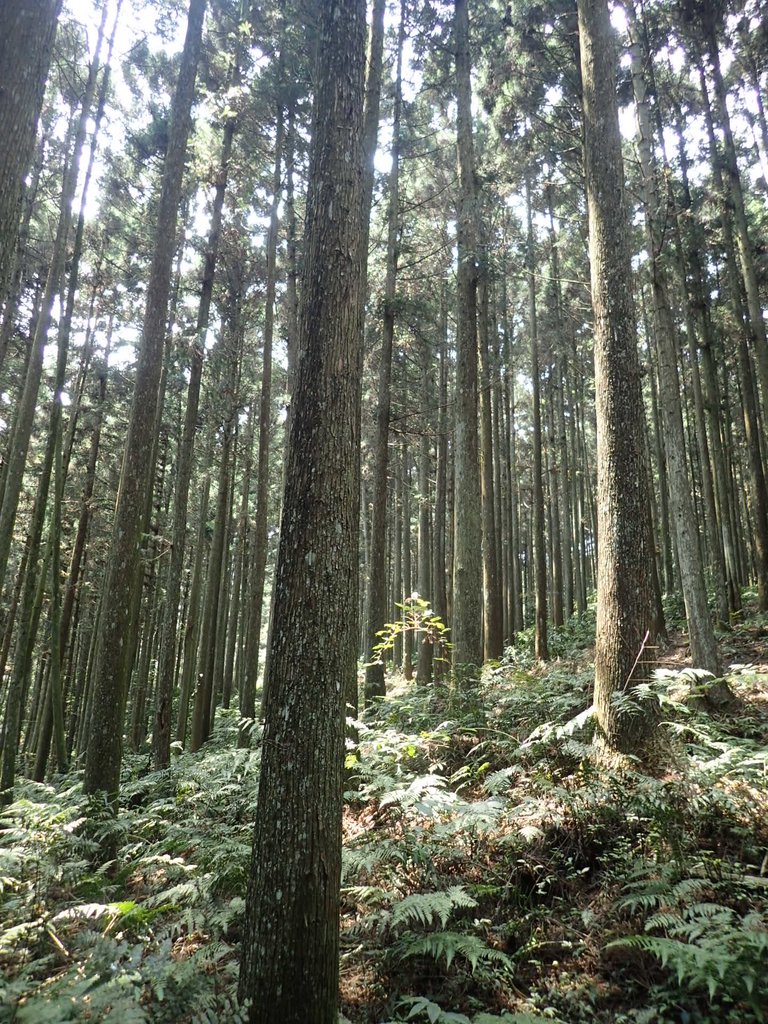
[628,14,719,674]
[546,196,574,620]
[190,293,241,752]
[478,264,503,658]
[153,92,237,768]
[0,8,113,799]
[546,392,564,627]
[238,114,283,738]
[237,1,367,1018]
[223,405,255,710]
[35,5,120,781]
[578,0,657,760]
[502,284,524,633]
[700,3,768,436]
[0,0,61,308]
[700,69,768,611]
[432,285,449,674]
[83,0,206,807]
[416,330,434,686]
[0,93,93,592]
[452,0,483,676]
[364,2,404,703]
[401,438,414,680]
[177,477,210,745]
[526,175,548,660]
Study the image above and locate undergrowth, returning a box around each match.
[2,620,767,1023]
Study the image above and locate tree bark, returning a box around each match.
[452,0,483,676]
[239,113,282,735]
[0,0,61,307]
[83,0,206,807]
[628,13,719,674]
[526,175,548,661]
[578,0,657,760]
[237,1,367,1018]
[364,2,404,704]
[478,265,503,659]
[153,89,237,768]
[700,68,768,611]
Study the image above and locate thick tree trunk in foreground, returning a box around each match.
[83,0,206,806]
[237,1,367,1020]
[578,0,657,760]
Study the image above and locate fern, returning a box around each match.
[392,885,477,929]
[386,999,556,1024]
[608,923,768,1002]
[610,863,768,1011]
[388,995,471,1023]
[396,930,513,972]
[483,765,523,796]
[474,1016,560,1024]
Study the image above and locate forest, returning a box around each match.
[0,0,767,1021]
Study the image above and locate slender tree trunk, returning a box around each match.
[0,103,89,592]
[526,175,548,660]
[0,8,113,798]
[401,438,414,680]
[629,16,719,674]
[191,297,240,751]
[239,115,283,737]
[701,6,768,436]
[432,287,449,674]
[700,69,768,610]
[392,453,403,668]
[416,334,433,685]
[452,0,483,676]
[153,94,236,768]
[364,3,404,703]
[223,406,255,710]
[83,0,206,807]
[177,478,210,745]
[682,212,743,611]
[478,266,503,658]
[546,198,574,620]
[0,0,61,308]
[503,289,524,633]
[35,8,119,781]
[546,394,564,627]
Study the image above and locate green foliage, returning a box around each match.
[504,609,596,667]
[369,597,452,672]
[0,739,259,1023]
[384,994,558,1023]
[608,860,768,1019]
[396,931,513,972]
[2,629,766,1024]
[392,886,479,929]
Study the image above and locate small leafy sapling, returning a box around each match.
[368,593,452,673]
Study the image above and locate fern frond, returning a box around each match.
[391,886,477,930]
[474,1015,558,1024]
[397,930,512,972]
[483,765,522,795]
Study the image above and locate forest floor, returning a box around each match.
[1,602,767,1024]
